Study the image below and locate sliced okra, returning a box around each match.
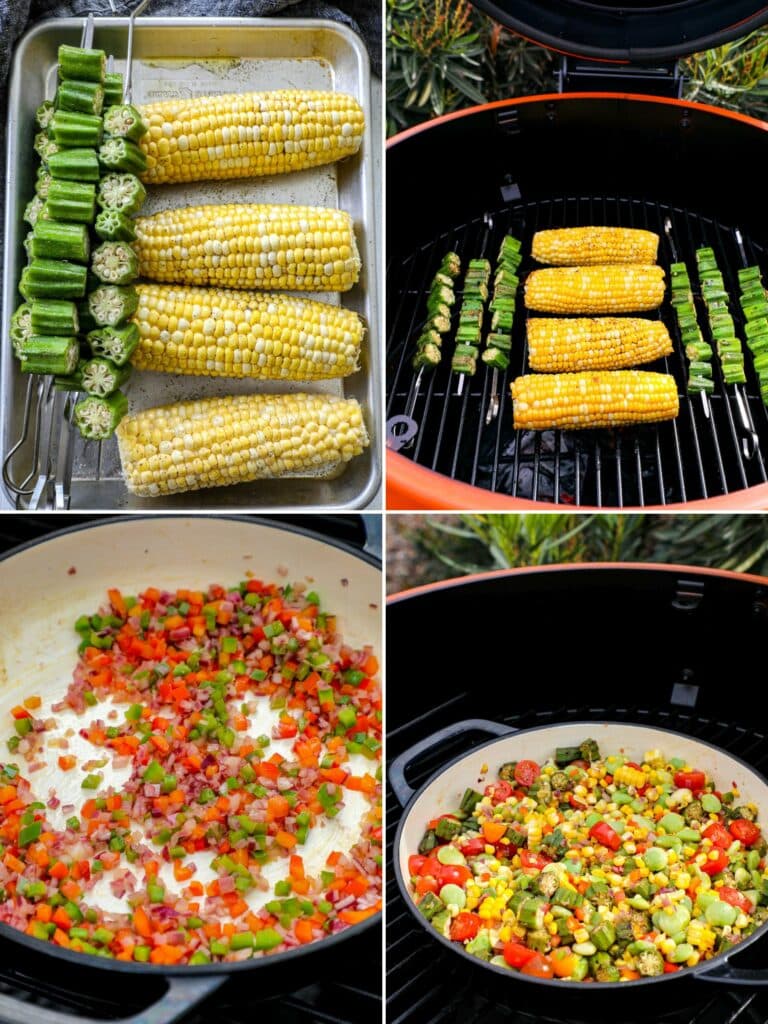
[98,137,147,174]
[91,242,138,285]
[18,335,80,376]
[56,80,104,116]
[412,344,441,370]
[97,173,146,215]
[30,298,79,336]
[481,347,509,370]
[94,208,137,242]
[80,356,131,397]
[10,304,33,356]
[48,147,101,182]
[58,45,106,83]
[19,259,88,300]
[103,72,125,107]
[34,131,59,161]
[46,180,97,224]
[36,100,55,130]
[50,110,103,148]
[74,391,128,440]
[86,322,139,365]
[102,104,148,143]
[86,285,139,328]
[31,220,90,263]
[36,166,53,200]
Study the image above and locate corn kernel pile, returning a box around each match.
[407,739,767,982]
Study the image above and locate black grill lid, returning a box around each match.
[470,0,768,62]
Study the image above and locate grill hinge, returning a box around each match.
[671,577,706,612]
[557,55,684,98]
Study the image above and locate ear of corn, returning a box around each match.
[138,89,364,185]
[532,227,659,266]
[116,392,369,496]
[134,204,360,293]
[525,266,665,314]
[527,317,673,372]
[132,283,363,380]
[511,371,679,430]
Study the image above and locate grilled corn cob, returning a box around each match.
[527,317,673,372]
[525,266,665,314]
[134,204,360,293]
[532,227,659,266]
[116,393,368,496]
[138,89,364,185]
[132,283,363,380]
[511,371,679,430]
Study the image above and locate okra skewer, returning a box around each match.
[453,256,492,394]
[408,252,461,410]
[663,219,710,410]
[484,235,522,423]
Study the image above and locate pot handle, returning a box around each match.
[389,718,516,806]
[696,948,768,987]
[0,974,226,1024]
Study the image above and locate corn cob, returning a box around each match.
[116,393,369,496]
[511,371,679,430]
[532,227,659,266]
[138,89,364,186]
[134,204,360,292]
[525,266,665,314]
[527,317,673,372]
[131,283,363,380]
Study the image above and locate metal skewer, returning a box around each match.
[664,216,711,421]
[732,228,760,461]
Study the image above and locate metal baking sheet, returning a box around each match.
[1,17,380,509]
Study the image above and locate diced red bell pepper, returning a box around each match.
[589,821,622,851]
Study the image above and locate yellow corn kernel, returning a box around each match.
[116,392,369,497]
[499,926,512,943]
[532,227,659,266]
[614,765,648,789]
[139,89,364,185]
[525,265,665,314]
[511,371,679,431]
[573,928,589,944]
[135,203,361,292]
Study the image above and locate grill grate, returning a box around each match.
[386,196,768,506]
[386,700,768,1024]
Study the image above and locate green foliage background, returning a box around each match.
[387,0,768,136]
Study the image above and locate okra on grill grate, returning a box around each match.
[695,246,747,387]
[411,253,461,370]
[669,259,712,394]
[481,235,522,371]
[736,264,768,402]
[452,258,491,376]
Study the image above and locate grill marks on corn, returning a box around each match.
[527,318,673,373]
[116,392,369,496]
[132,284,363,380]
[138,89,364,185]
[135,204,361,292]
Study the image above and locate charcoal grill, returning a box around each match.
[386,563,768,1023]
[386,2,768,510]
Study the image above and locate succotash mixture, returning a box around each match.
[0,578,381,963]
[408,740,767,982]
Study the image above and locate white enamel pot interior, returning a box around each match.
[392,719,768,990]
[0,516,381,995]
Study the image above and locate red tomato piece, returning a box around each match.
[449,911,481,942]
[520,953,555,979]
[730,819,761,847]
[514,760,541,788]
[702,822,732,849]
[484,780,513,804]
[408,854,426,877]
[503,942,537,969]
[460,838,485,857]
[438,864,472,887]
[520,849,552,871]
[415,877,439,896]
[699,851,729,876]
[589,821,622,851]
[719,886,754,913]
[663,962,680,973]
[673,770,706,793]
[419,856,442,877]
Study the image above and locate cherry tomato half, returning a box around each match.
[520,953,555,979]
[673,770,706,793]
[514,760,541,788]
[719,886,754,913]
[520,849,552,871]
[450,911,481,942]
[437,864,472,887]
[419,856,442,877]
[699,850,729,876]
[460,838,485,857]
[503,942,538,968]
[702,822,732,849]
[415,876,439,896]
[484,779,513,804]
[408,854,426,876]
[730,819,761,847]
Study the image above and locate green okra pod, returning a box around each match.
[481,347,509,370]
[48,147,101,182]
[91,241,138,285]
[97,173,146,215]
[18,335,80,376]
[31,220,90,263]
[30,299,79,336]
[50,110,103,148]
[74,391,128,440]
[58,45,106,84]
[94,208,137,242]
[86,285,138,328]
[56,80,104,116]
[102,104,148,143]
[87,322,139,366]
[98,137,147,174]
[34,131,59,162]
[19,259,88,300]
[103,72,125,107]
[80,357,131,397]
[412,344,441,370]
[46,180,97,224]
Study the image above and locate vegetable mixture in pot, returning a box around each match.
[0,577,381,963]
[408,740,768,982]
